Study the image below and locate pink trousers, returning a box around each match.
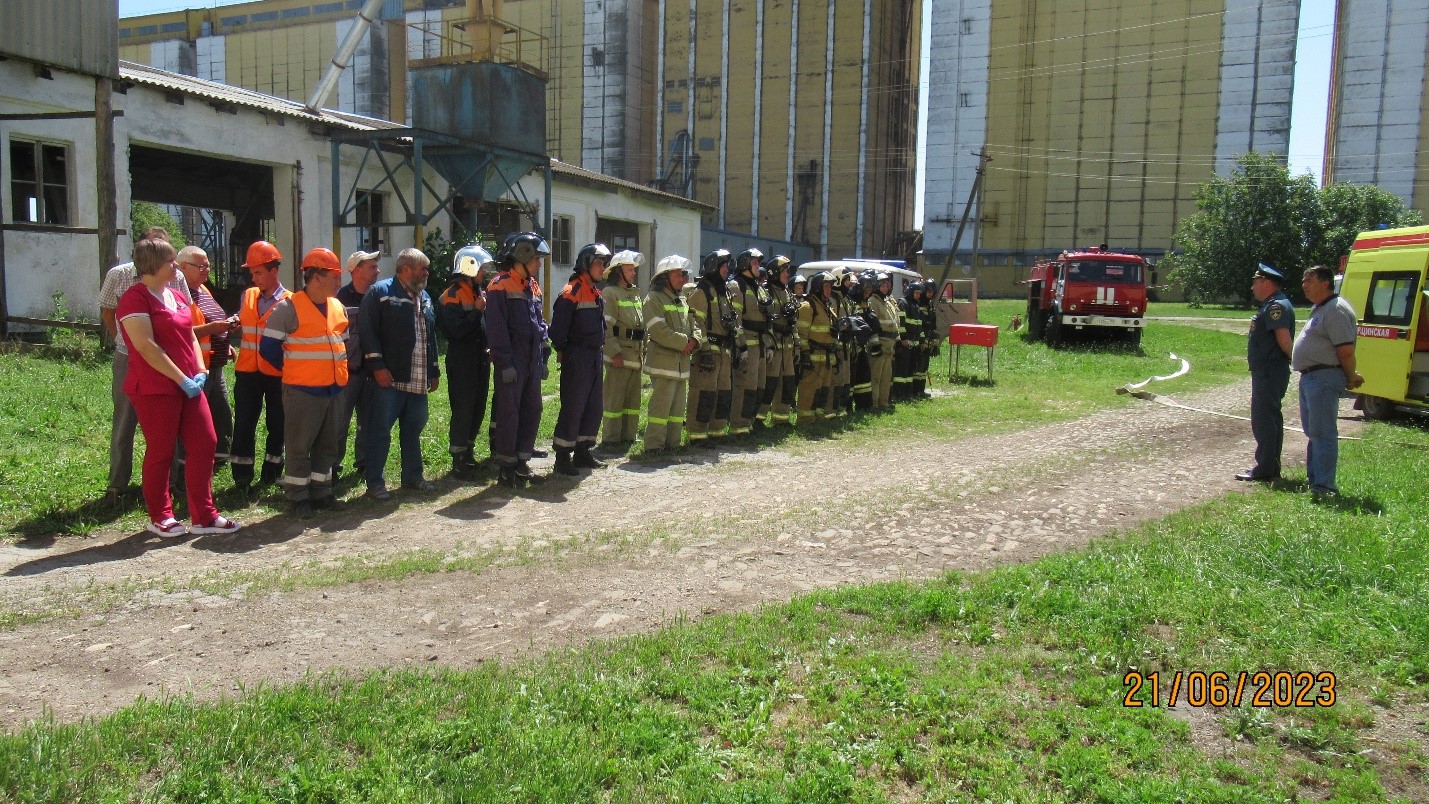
[129,392,220,527]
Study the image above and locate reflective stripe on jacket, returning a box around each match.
[281,292,349,388]
[236,285,291,375]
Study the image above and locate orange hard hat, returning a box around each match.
[301,247,342,273]
[242,240,283,268]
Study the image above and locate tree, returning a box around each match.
[1308,182,1423,268]
[1164,153,1318,304]
[129,202,187,250]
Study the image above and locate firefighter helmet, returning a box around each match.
[500,232,550,265]
[700,249,732,281]
[242,240,282,268]
[604,249,644,281]
[652,255,691,284]
[808,270,834,297]
[735,247,764,275]
[764,255,792,285]
[574,243,613,279]
[454,244,495,278]
[789,272,809,292]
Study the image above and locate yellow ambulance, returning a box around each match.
[1338,224,1429,419]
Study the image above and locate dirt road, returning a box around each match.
[0,378,1339,729]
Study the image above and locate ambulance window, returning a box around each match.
[1363,271,1420,327]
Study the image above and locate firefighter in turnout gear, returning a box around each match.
[844,271,877,413]
[436,244,493,478]
[550,243,610,476]
[866,272,900,410]
[917,280,938,397]
[828,269,855,417]
[642,256,702,452]
[231,240,292,494]
[893,277,922,402]
[789,272,808,302]
[686,249,739,442]
[601,250,645,447]
[730,248,772,434]
[258,248,348,516]
[796,271,838,424]
[487,232,551,487]
[761,255,799,425]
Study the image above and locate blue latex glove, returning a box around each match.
[500,366,517,384]
[192,371,208,388]
[179,376,204,398]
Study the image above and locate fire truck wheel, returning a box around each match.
[1360,395,1395,421]
[1128,328,1142,350]
[1027,300,1044,340]
[1045,312,1062,347]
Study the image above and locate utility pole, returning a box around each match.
[938,149,991,285]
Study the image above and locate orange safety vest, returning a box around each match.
[282,291,349,388]
[236,286,291,376]
[188,299,212,369]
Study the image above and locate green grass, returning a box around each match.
[2,305,1247,538]
[2,424,1426,801]
[1147,301,1254,318]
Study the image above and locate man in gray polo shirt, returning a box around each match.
[1291,264,1364,496]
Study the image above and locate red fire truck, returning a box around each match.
[1025,247,1149,347]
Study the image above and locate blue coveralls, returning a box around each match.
[550,275,606,450]
[1248,291,1294,477]
[486,271,548,467]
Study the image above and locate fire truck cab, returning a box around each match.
[1337,224,1429,419]
[1025,247,1148,347]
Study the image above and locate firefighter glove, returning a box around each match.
[501,366,518,384]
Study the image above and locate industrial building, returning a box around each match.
[922,0,1299,278]
[1324,0,1429,212]
[118,0,921,262]
[2,0,705,331]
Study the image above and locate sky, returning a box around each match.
[119,0,1337,227]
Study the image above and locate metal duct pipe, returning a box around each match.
[305,0,386,115]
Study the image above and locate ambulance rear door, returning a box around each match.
[1341,236,1429,406]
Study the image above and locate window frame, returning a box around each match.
[9,137,72,226]
[1362,271,1421,327]
[550,215,574,266]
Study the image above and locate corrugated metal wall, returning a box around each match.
[1,0,118,78]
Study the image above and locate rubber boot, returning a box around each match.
[498,465,521,487]
[554,449,579,476]
[573,445,605,469]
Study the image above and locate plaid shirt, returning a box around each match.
[391,284,431,394]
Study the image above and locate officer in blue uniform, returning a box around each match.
[1239,263,1295,482]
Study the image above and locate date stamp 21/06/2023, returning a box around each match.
[1123,670,1336,708]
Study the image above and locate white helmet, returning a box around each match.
[454,244,494,278]
[651,255,691,283]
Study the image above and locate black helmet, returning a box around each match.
[857,269,880,298]
[764,255,791,285]
[789,272,808,291]
[808,270,834,297]
[735,247,764,276]
[574,243,612,278]
[700,248,732,281]
[500,231,550,265]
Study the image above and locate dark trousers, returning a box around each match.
[334,371,374,475]
[231,370,285,485]
[1250,366,1290,476]
[446,350,491,457]
[554,348,603,449]
[491,364,543,465]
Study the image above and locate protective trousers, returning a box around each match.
[891,343,915,401]
[762,346,796,423]
[1249,366,1290,477]
[281,386,343,502]
[554,347,603,449]
[870,338,895,408]
[913,348,931,396]
[643,376,687,451]
[231,370,285,486]
[851,348,874,412]
[686,348,733,440]
[730,344,766,434]
[446,349,491,459]
[833,345,852,417]
[796,356,834,424]
[602,362,642,443]
[491,364,543,465]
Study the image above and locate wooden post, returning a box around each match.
[96,77,117,287]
